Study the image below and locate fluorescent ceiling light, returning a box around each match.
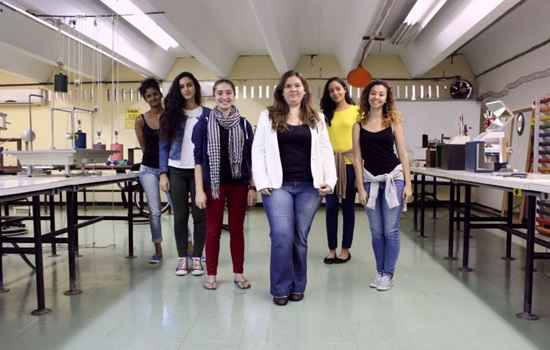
[99,0,178,51]
[403,0,447,29]
[0,1,120,63]
[391,0,448,46]
[1,1,153,77]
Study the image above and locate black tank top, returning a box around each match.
[360,126,400,176]
[278,125,313,182]
[141,114,160,168]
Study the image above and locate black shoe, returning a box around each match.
[335,253,352,264]
[288,293,304,302]
[273,296,288,306]
[323,256,337,264]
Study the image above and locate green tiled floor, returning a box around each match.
[1,207,550,349]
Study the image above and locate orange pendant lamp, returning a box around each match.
[347,65,373,88]
[347,37,373,88]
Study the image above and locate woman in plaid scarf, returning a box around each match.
[193,79,256,290]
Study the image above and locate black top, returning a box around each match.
[219,126,245,184]
[360,126,400,176]
[277,124,313,182]
[141,114,160,168]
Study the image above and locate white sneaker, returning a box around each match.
[175,258,188,276]
[376,274,393,291]
[369,273,383,288]
[191,257,204,276]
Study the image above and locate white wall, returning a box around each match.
[471,44,550,210]
[397,100,481,160]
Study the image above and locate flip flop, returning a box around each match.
[203,279,217,290]
[234,279,251,289]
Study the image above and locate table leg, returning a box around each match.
[502,191,516,261]
[445,182,457,260]
[456,185,461,231]
[126,181,136,259]
[516,195,538,320]
[414,174,418,231]
[420,175,427,238]
[460,185,473,272]
[0,215,9,293]
[64,191,82,296]
[31,196,51,315]
[432,177,437,219]
[49,194,58,257]
[75,192,81,258]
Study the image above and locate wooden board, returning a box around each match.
[501,113,515,215]
[520,110,535,223]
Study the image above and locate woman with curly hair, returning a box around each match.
[352,80,412,291]
[135,78,165,264]
[252,70,336,306]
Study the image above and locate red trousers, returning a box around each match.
[205,183,248,275]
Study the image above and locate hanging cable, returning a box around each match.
[110,16,116,147]
[478,66,550,101]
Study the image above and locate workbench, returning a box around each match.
[0,173,138,315]
[412,167,550,320]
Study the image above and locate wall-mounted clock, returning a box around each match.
[516,112,525,136]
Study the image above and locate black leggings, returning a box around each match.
[325,165,356,250]
[169,167,206,257]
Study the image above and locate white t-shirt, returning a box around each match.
[168,106,203,169]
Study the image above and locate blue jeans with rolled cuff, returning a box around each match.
[365,180,404,276]
[139,165,165,243]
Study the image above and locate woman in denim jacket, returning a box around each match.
[159,72,210,277]
[352,80,413,292]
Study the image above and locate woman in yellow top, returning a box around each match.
[320,77,359,264]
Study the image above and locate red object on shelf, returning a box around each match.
[111,143,123,161]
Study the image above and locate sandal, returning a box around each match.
[203,278,217,290]
[233,278,251,289]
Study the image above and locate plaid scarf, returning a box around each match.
[207,106,244,199]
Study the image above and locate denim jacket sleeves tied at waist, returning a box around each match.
[363,164,405,210]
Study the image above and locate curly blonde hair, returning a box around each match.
[359,80,401,127]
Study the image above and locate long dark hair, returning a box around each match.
[359,79,400,127]
[268,70,318,132]
[320,77,355,126]
[160,72,202,140]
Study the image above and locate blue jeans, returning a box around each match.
[325,165,356,250]
[365,180,404,276]
[262,182,321,297]
[139,165,164,243]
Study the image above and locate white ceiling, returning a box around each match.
[0,0,526,82]
[460,0,550,76]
